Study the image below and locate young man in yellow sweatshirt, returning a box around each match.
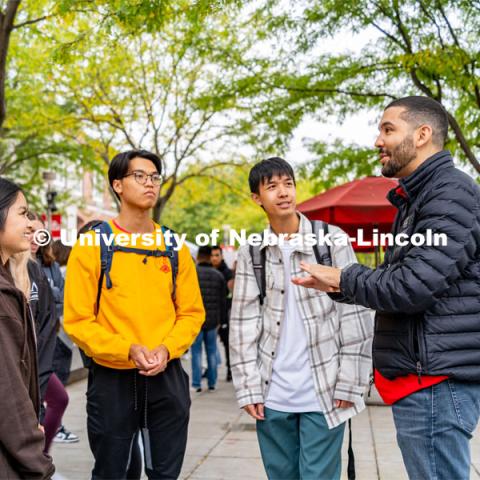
[64,150,205,479]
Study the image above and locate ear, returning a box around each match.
[112,179,123,197]
[251,192,262,207]
[416,124,433,148]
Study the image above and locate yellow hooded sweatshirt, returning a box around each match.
[64,221,205,369]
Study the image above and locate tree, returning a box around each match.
[228,0,480,186]
[1,0,245,199]
[49,5,266,221]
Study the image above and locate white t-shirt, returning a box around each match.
[265,240,322,413]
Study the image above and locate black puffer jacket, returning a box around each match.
[196,262,227,331]
[340,150,480,381]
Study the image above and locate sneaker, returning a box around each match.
[53,426,79,444]
[208,386,216,392]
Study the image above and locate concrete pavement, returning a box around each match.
[51,364,480,480]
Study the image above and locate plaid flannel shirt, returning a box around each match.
[229,213,374,429]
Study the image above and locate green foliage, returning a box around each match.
[304,140,378,192]
[3,0,479,218]
[161,163,266,241]
[232,0,480,185]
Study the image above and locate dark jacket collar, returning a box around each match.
[388,150,453,207]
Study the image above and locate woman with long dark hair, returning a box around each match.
[0,177,54,479]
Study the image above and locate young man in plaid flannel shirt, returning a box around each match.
[229,157,373,480]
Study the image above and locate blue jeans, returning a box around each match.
[392,379,480,480]
[191,328,217,389]
[256,407,345,480]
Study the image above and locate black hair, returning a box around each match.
[108,150,162,201]
[0,178,22,232]
[197,245,212,260]
[248,157,296,194]
[385,96,449,147]
[211,245,222,253]
[52,240,72,267]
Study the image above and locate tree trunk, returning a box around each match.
[153,196,167,223]
[0,0,21,130]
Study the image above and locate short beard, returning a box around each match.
[381,134,417,178]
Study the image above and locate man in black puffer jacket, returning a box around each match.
[294,96,480,480]
[191,246,227,392]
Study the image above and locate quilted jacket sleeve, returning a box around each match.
[340,179,480,314]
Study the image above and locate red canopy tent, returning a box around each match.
[297,176,399,254]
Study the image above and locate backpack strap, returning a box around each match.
[249,241,266,306]
[347,418,355,480]
[89,221,114,315]
[310,219,332,267]
[161,225,179,301]
[90,222,181,313]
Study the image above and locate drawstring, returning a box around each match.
[133,370,138,411]
[144,377,148,428]
[142,376,153,470]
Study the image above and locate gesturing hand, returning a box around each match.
[291,262,342,292]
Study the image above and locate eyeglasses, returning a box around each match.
[123,170,162,186]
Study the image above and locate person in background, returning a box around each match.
[191,246,226,392]
[211,245,234,382]
[30,216,79,446]
[0,177,55,479]
[52,240,71,277]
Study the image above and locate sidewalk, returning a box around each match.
[52,364,480,480]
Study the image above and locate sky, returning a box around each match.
[286,111,380,166]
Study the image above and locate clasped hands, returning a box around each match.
[129,344,169,376]
[291,261,342,292]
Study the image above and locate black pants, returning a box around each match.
[87,359,191,480]
[218,326,231,377]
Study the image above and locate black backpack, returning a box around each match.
[249,219,356,480]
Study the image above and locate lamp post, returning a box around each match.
[42,171,57,232]
[221,224,231,247]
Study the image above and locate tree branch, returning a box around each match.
[445,110,480,174]
[13,14,50,29]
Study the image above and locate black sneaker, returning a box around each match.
[53,425,79,444]
[208,386,216,392]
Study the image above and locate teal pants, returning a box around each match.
[256,407,345,480]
